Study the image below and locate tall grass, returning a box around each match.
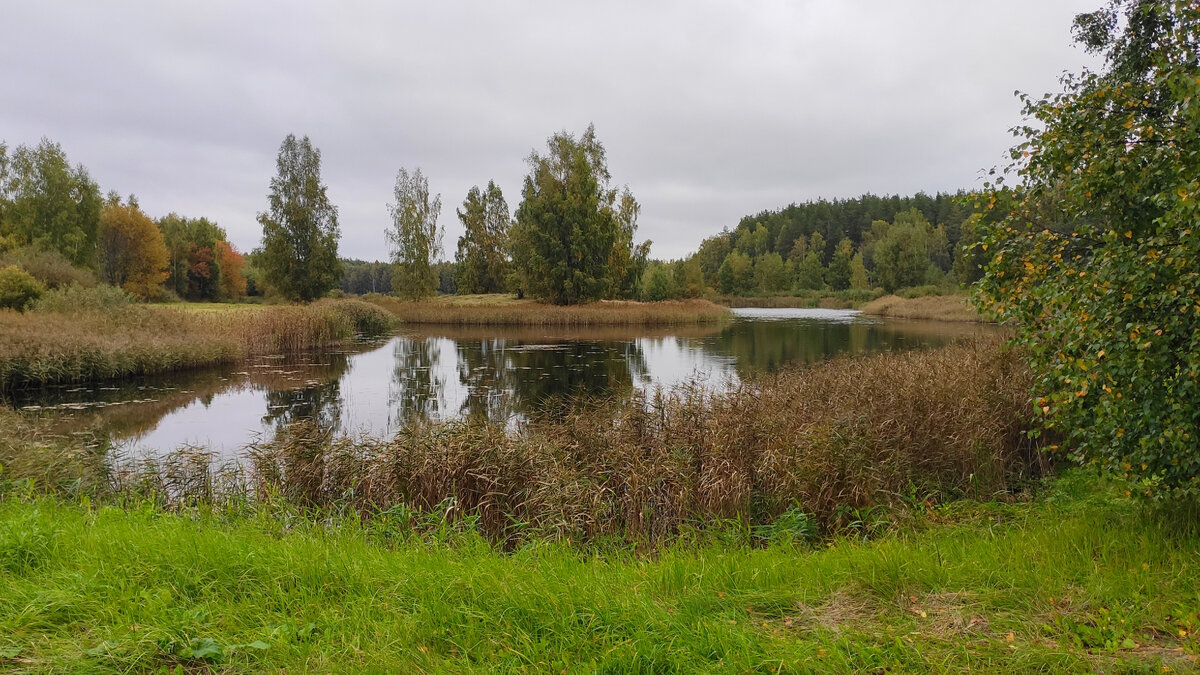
[0,297,396,390]
[365,294,730,326]
[860,294,982,322]
[240,335,1041,545]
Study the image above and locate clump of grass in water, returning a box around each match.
[0,296,396,390]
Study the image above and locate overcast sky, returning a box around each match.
[1,1,1101,261]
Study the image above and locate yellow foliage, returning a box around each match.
[97,202,168,300]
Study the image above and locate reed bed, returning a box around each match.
[860,294,983,322]
[364,294,730,326]
[0,298,395,390]
[48,335,1043,548]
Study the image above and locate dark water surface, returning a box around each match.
[8,309,993,457]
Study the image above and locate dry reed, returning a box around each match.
[238,335,1042,545]
[0,298,395,390]
[859,295,983,322]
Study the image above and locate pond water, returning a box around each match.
[7,309,993,458]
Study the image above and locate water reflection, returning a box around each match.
[7,309,996,457]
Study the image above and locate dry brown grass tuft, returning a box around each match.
[859,295,982,322]
[363,294,730,326]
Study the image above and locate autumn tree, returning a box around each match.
[511,125,646,304]
[386,167,442,300]
[215,240,247,299]
[454,180,510,294]
[158,213,229,301]
[257,134,341,301]
[975,0,1200,496]
[97,196,168,299]
[0,138,102,267]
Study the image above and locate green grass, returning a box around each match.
[0,472,1197,673]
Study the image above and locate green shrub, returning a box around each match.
[0,265,46,311]
[33,283,133,313]
[0,246,97,289]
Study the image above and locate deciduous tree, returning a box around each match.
[511,125,645,304]
[257,134,341,302]
[0,138,102,267]
[976,0,1200,496]
[454,181,510,294]
[97,196,168,299]
[386,167,442,300]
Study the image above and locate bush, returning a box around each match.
[33,283,133,313]
[0,266,46,311]
[0,246,97,289]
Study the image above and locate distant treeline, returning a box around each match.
[639,192,991,301]
[1,133,988,312]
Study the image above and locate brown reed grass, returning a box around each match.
[239,335,1042,545]
[364,294,730,326]
[0,298,395,390]
[859,295,983,322]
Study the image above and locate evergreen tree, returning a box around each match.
[257,134,341,301]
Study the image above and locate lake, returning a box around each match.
[7,308,992,458]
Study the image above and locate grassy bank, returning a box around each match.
[0,298,395,391]
[860,294,982,322]
[364,293,730,326]
[1,472,1197,672]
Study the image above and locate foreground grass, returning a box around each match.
[365,293,731,326]
[0,298,395,390]
[860,294,982,322]
[1,472,1197,673]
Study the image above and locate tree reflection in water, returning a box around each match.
[389,337,448,424]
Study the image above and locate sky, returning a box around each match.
[1,1,1102,262]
